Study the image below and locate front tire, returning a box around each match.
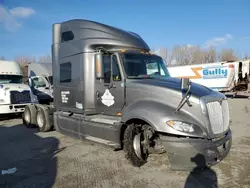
[123,123,148,167]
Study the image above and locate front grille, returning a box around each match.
[10,90,31,104]
[206,100,229,134]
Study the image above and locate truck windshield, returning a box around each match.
[0,75,23,84]
[121,53,170,79]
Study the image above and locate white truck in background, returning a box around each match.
[0,60,38,115]
[168,59,250,96]
[27,62,53,105]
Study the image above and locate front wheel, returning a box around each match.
[123,123,149,167]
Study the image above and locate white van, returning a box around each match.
[168,60,250,93]
[0,60,38,115]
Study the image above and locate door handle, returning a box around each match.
[108,83,116,89]
[96,91,100,99]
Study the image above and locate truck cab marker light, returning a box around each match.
[117,112,122,116]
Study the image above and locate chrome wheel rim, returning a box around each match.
[37,112,44,128]
[24,110,30,123]
[133,133,143,160]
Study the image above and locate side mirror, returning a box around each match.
[28,78,33,88]
[181,78,190,91]
[95,53,104,79]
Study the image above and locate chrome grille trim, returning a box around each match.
[206,101,223,134]
[200,94,229,135]
[222,100,230,131]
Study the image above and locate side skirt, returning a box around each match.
[54,111,122,149]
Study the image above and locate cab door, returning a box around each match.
[95,53,125,115]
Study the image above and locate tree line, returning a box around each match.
[153,45,250,67]
[0,46,249,72]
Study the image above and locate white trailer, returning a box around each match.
[167,60,250,94]
[0,60,38,115]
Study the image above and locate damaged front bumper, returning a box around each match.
[159,129,232,171]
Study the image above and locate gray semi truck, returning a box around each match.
[22,19,232,171]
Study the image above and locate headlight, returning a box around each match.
[31,94,39,103]
[167,120,195,133]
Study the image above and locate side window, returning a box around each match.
[103,55,111,83]
[158,63,166,75]
[60,62,72,83]
[146,62,164,75]
[61,31,74,42]
[112,56,121,81]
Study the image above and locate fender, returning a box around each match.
[121,99,208,138]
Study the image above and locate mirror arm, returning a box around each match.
[108,83,116,89]
[174,83,192,112]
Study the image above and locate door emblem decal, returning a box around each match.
[101,89,115,107]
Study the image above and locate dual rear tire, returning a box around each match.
[23,105,53,132]
[23,105,37,128]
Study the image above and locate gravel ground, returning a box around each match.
[0,97,249,188]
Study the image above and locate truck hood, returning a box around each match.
[124,77,226,139]
[0,83,31,92]
[127,77,214,98]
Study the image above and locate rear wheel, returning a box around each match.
[123,123,151,167]
[23,105,37,128]
[36,107,52,132]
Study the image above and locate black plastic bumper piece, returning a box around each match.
[159,129,232,171]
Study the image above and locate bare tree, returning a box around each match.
[155,45,241,66]
[14,56,37,83]
[170,45,198,66]
[15,56,36,65]
[190,46,203,64]
[218,49,237,61]
[171,45,187,66]
[157,48,169,64]
[243,53,250,60]
[182,45,193,65]
[159,45,238,66]
[14,56,36,74]
[38,55,52,63]
[205,46,217,63]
